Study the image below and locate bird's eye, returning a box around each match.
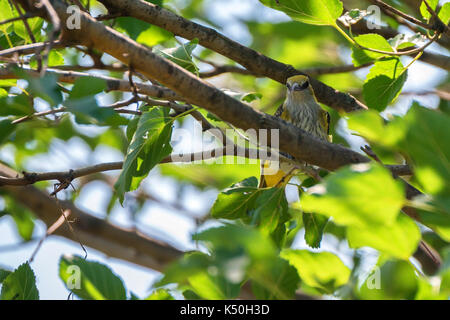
[300,81,309,90]
[293,81,309,91]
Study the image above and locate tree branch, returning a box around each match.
[0,65,182,100]
[0,163,183,271]
[96,0,367,113]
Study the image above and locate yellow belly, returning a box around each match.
[260,160,297,187]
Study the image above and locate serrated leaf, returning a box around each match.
[211,177,259,220]
[303,212,329,248]
[281,249,350,294]
[0,268,11,284]
[259,0,343,26]
[115,107,173,203]
[59,255,126,300]
[363,58,407,111]
[352,34,393,66]
[0,263,39,300]
[156,39,199,73]
[301,163,404,229]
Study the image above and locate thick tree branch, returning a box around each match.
[95,0,367,113]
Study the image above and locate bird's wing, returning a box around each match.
[274,102,284,118]
[319,108,331,142]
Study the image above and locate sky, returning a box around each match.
[0,0,448,299]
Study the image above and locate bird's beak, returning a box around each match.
[290,83,299,91]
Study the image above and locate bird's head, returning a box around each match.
[286,75,316,102]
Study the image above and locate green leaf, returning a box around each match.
[394,104,450,198]
[157,251,241,300]
[0,263,39,300]
[259,0,344,26]
[347,214,421,259]
[145,289,175,300]
[59,255,127,300]
[69,77,106,99]
[358,260,418,299]
[65,77,126,126]
[352,34,393,66]
[137,25,173,47]
[363,58,407,111]
[301,163,404,228]
[188,272,241,300]
[0,93,33,117]
[156,39,199,73]
[210,177,259,220]
[14,17,43,43]
[157,252,211,286]
[250,258,299,300]
[420,0,438,20]
[25,72,63,107]
[3,197,35,241]
[0,0,14,34]
[251,187,289,234]
[303,212,329,248]
[281,249,350,294]
[438,2,450,25]
[0,119,15,145]
[115,17,151,40]
[193,225,299,299]
[31,50,64,68]
[0,268,11,284]
[241,92,263,103]
[115,107,173,203]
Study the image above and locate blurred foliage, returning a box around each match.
[0,0,449,301]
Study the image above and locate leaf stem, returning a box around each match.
[333,24,355,45]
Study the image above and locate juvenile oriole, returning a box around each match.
[259,75,331,188]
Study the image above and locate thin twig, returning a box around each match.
[369,0,432,30]
[29,209,71,262]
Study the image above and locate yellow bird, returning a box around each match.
[259,75,331,188]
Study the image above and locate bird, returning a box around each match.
[259,75,331,188]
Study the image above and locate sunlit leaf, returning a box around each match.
[363,58,407,111]
[59,255,126,300]
[0,263,39,300]
[115,107,173,203]
[281,249,350,294]
[301,163,404,228]
[259,0,343,26]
